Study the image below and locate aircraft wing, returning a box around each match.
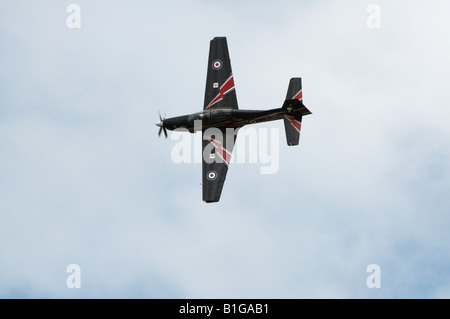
[203,37,238,110]
[202,128,237,202]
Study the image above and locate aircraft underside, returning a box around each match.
[156,37,312,202]
[161,103,311,133]
[187,107,311,132]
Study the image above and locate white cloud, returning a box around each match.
[1,0,450,298]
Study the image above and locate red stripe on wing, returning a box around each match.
[206,75,235,109]
[209,138,232,165]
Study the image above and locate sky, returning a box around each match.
[1,0,450,298]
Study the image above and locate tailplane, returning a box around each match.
[284,113,302,146]
[285,77,303,102]
[282,78,309,146]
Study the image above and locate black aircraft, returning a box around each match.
[156,37,311,203]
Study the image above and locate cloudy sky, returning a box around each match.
[1,0,450,298]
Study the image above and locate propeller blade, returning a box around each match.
[157,111,167,138]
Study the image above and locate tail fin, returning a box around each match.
[283,78,303,146]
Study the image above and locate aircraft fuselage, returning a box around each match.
[158,103,311,133]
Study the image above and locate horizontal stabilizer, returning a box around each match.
[286,77,303,101]
[283,78,305,145]
[283,113,302,146]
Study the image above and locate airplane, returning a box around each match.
[156,37,312,203]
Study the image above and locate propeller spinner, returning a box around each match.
[156,112,167,138]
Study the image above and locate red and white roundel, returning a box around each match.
[212,59,222,70]
[207,170,217,180]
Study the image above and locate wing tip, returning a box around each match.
[204,199,220,203]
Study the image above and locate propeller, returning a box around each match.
[156,111,167,138]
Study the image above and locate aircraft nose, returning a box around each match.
[155,121,163,127]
